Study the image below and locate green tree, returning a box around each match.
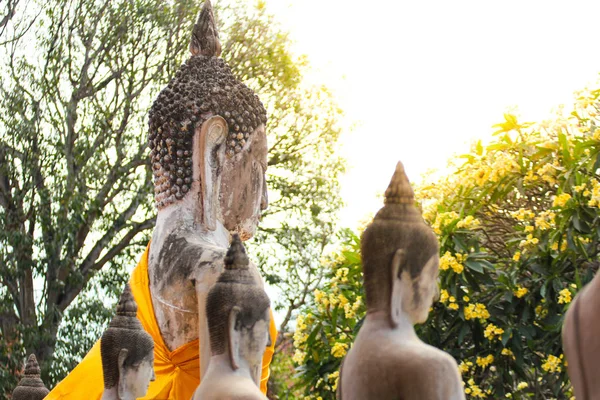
[0,0,345,394]
[294,85,600,399]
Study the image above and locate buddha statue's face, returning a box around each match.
[219,125,268,240]
[236,307,271,383]
[119,353,155,400]
[396,254,440,324]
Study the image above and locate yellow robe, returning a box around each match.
[47,244,277,399]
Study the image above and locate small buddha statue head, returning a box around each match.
[148,0,268,240]
[100,283,155,399]
[206,234,271,383]
[361,162,440,326]
[11,354,49,400]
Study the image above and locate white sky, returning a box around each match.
[265,0,600,228]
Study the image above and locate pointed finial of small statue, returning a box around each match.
[11,354,50,400]
[190,0,222,57]
[224,233,250,270]
[384,161,415,205]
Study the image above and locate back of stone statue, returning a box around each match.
[192,234,269,400]
[338,162,464,400]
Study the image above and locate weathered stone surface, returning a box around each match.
[12,354,50,400]
[145,0,270,383]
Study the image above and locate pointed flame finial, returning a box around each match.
[384,161,415,205]
[224,233,249,270]
[115,283,137,317]
[190,0,222,57]
[11,354,49,399]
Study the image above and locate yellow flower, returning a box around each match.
[501,348,516,360]
[440,289,449,304]
[458,362,470,374]
[448,303,459,310]
[574,183,586,193]
[551,242,559,251]
[293,349,306,364]
[463,296,470,302]
[558,288,572,304]
[476,354,494,368]
[464,303,490,321]
[517,382,528,390]
[338,293,349,306]
[510,208,535,221]
[331,342,348,358]
[512,251,521,262]
[484,323,504,341]
[542,354,563,373]
[514,286,528,298]
[440,252,464,274]
[456,215,481,230]
[329,371,340,391]
[553,193,571,208]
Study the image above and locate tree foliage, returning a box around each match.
[293,85,600,399]
[0,0,344,394]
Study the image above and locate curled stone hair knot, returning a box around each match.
[148,0,267,209]
[11,354,49,400]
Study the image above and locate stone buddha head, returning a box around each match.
[206,234,271,383]
[361,162,440,326]
[148,0,268,240]
[100,284,155,400]
[11,354,49,400]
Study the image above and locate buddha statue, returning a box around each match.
[11,354,49,400]
[100,283,155,400]
[46,2,276,398]
[338,162,465,400]
[563,268,600,400]
[146,0,270,376]
[192,234,270,400]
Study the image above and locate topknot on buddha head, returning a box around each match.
[100,284,155,391]
[361,162,440,319]
[11,354,49,400]
[148,0,268,209]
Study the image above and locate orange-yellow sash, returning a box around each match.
[46,243,276,399]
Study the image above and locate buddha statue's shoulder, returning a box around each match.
[193,374,265,400]
[343,335,464,399]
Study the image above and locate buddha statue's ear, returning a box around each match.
[117,348,129,398]
[390,248,406,328]
[195,116,228,229]
[228,306,242,370]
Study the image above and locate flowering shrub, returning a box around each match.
[293,85,600,399]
